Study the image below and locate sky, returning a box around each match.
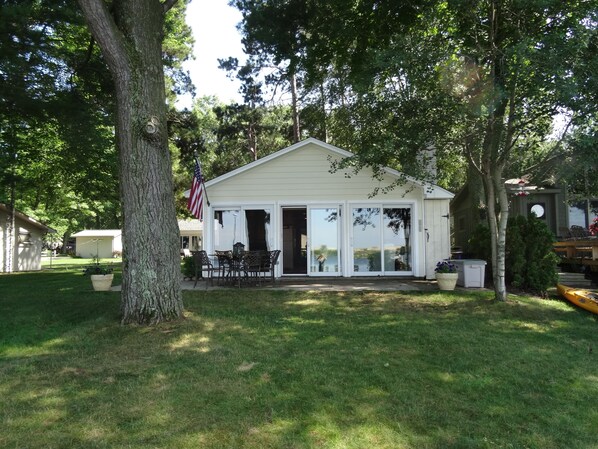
[176,0,246,109]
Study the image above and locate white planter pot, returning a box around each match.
[436,272,458,291]
[91,274,114,291]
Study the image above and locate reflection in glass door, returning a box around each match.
[351,206,412,275]
[309,207,340,275]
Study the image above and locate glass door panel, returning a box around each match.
[309,207,340,275]
[282,208,307,275]
[352,208,381,273]
[383,208,412,272]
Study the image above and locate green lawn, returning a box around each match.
[1,269,596,449]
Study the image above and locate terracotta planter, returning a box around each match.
[436,272,458,291]
[90,274,114,291]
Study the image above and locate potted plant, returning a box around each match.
[435,260,458,291]
[84,256,114,291]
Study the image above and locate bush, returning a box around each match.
[181,256,195,280]
[520,216,559,296]
[506,216,527,288]
[469,216,558,296]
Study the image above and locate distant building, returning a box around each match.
[178,219,203,253]
[451,179,597,257]
[72,221,203,259]
[71,230,123,259]
[0,203,55,272]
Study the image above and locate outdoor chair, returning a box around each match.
[242,250,264,286]
[570,225,591,240]
[214,250,233,285]
[259,249,281,285]
[192,250,216,289]
[559,227,573,240]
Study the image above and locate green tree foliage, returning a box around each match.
[0,0,193,243]
[169,96,294,217]
[233,0,596,301]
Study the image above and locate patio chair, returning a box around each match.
[192,250,215,289]
[242,250,264,286]
[570,225,591,240]
[214,250,233,285]
[559,227,573,240]
[259,249,281,285]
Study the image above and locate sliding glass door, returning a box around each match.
[308,207,341,276]
[351,206,412,275]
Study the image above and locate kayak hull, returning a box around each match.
[557,284,598,315]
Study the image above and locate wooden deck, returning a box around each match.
[553,239,598,268]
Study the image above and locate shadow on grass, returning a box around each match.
[1,271,596,449]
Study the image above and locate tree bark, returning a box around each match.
[77,0,183,324]
[290,71,300,142]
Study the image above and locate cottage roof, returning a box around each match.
[178,219,202,232]
[72,230,122,238]
[0,203,56,233]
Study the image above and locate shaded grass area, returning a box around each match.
[1,270,596,449]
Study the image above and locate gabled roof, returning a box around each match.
[72,230,122,238]
[0,203,56,233]
[203,137,454,200]
[178,219,202,232]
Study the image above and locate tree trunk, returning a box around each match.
[77,0,183,324]
[290,71,300,143]
[3,185,16,273]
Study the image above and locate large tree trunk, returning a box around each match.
[78,0,183,324]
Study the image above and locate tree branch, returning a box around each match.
[76,0,130,79]
[162,0,179,13]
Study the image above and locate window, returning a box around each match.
[352,206,412,274]
[529,203,545,219]
[213,208,272,251]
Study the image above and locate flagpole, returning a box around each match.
[193,151,210,207]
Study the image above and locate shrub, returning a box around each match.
[468,216,558,296]
[181,256,195,280]
[521,216,559,296]
[506,216,527,288]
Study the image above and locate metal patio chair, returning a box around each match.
[192,250,216,289]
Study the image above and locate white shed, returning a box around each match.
[178,219,203,253]
[197,138,454,279]
[72,230,122,259]
[1,203,55,272]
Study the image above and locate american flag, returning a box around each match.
[187,160,205,220]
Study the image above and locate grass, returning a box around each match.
[41,255,122,270]
[1,269,597,449]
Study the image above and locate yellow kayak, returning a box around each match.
[557,284,598,315]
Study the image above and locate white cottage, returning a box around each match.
[201,138,454,279]
[72,230,123,259]
[1,203,55,272]
[178,219,203,252]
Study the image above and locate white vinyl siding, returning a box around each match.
[207,142,422,203]
[424,199,452,279]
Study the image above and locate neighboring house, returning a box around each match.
[178,219,202,252]
[73,222,203,259]
[195,138,454,279]
[451,179,596,256]
[72,230,123,259]
[0,203,55,272]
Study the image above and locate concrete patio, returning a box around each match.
[181,276,445,292]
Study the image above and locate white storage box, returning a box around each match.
[452,259,487,288]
